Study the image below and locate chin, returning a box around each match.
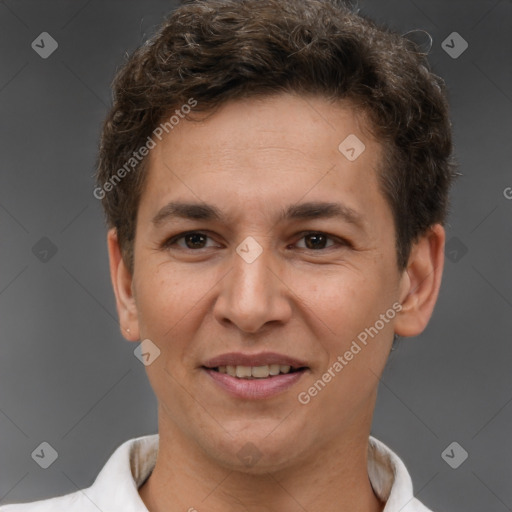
[204,428,304,474]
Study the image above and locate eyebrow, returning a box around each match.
[151,200,364,228]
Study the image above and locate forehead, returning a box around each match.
[138,93,390,230]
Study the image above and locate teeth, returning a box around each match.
[269,364,280,375]
[216,364,295,378]
[251,365,270,378]
[235,365,252,378]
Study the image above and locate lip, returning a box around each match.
[202,351,308,369]
[203,367,308,400]
[201,352,309,400]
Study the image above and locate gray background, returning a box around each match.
[0,0,511,510]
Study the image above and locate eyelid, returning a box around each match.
[162,230,351,251]
[162,230,221,249]
[292,231,350,250]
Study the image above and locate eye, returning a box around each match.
[294,232,341,250]
[162,230,349,252]
[163,231,219,250]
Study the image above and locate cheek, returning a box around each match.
[134,266,206,342]
[299,268,381,333]
[300,265,397,366]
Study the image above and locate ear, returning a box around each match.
[394,223,445,337]
[107,228,140,341]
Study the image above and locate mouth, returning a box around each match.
[205,364,307,379]
[201,352,309,400]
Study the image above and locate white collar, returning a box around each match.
[87,434,432,512]
[1,434,433,511]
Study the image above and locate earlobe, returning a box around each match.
[107,228,140,341]
[394,224,445,338]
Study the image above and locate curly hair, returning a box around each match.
[95,0,457,273]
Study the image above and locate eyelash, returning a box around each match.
[161,231,351,252]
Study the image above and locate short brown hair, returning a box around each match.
[95,0,457,272]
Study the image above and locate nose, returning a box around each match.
[213,242,293,334]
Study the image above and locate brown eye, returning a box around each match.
[305,233,329,249]
[296,232,336,250]
[163,231,217,250]
[182,233,208,249]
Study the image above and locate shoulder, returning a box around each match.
[398,497,437,512]
[0,434,158,511]
[368,435,437,512]
[0,490,88,511]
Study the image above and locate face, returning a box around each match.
[114,93,413,472]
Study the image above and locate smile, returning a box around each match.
[212,364,301,379]
[201,352,309,399]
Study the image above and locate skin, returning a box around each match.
[107,93,445,512]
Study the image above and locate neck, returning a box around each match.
[139,409,384,512]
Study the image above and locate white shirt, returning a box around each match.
[0,434,433,511]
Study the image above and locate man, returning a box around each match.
[1,0,456,510]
